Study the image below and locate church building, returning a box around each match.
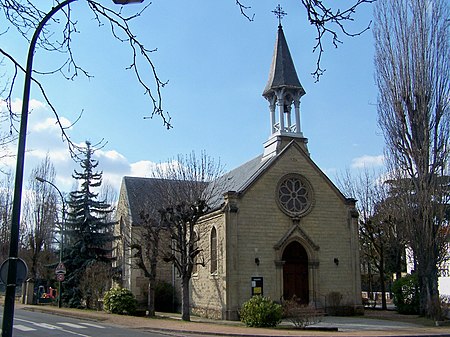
[115,18,362,320]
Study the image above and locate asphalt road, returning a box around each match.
[1,308,176,337]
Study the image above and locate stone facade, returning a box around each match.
[114,21,362,320]
[114,178,178,306]
[190,141,361,320]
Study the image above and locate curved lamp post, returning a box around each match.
[35,177,66,309]
[1,1,143,336]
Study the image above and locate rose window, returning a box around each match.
[277,174,313,217]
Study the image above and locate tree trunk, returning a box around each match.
[380,273,387,310]
[421,263,442,320]
[147,280,155,317]
[368,263,373,301]
[181,275,190,321]
[379,250,387,310]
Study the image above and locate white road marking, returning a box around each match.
[34,322,59,329]
[58,322,88,328]
[14,324,36,331]
[79,322,106,329]
[14,318,92,337]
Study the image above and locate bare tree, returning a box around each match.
[129,209,167,317]
[79,261,112,310]
[0,1,171,158]
[116,177,175,317]
[338,169,406,309]
[99,181,118,223]
[21,154,58,280]
[374,0,450,319]
[151,152,225,321]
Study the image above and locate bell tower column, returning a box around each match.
[262,6,308,160]
[276,91,285,133]
[269,95,277,133]
[293,95,303,136]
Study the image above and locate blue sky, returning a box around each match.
[0,1,384,195]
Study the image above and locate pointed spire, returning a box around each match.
[262,8,308,160]
[263,25,305,96]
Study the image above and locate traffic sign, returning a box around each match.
[0,258,28,285]
[55,262,66,274]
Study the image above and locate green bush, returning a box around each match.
[239,295,282,327]
[155,281,178,313]
[392,274,419,314]
[103,287,137,315]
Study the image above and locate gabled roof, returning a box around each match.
[120,176,164,225]
[208,155,275,209]
[263,25,305,96]
[119,176,208,224]
[119,141,353,219]
[210,139,351,209]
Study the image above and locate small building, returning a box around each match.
[114,22,362,320]
[114,177,176,305]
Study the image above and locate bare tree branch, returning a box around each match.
[235,0,254,22]
[87,1,171,128]
[0,0,171,163]
[235,0,374,81]
[0,46,87,159]
[301,0,374,80]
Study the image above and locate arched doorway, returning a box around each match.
[282,241,309,303]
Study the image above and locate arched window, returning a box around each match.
[192,231,198,275]
[210,227,217,274]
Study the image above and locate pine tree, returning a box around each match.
[63,141,115,308]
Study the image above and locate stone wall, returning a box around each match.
[190,212,228,319]
[190,143,361,319]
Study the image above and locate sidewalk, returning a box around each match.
[14,303,450,337]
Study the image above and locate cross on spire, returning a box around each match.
[272,4,287,27]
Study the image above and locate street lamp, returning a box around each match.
[1,1,145,336]
[35,177,66,309]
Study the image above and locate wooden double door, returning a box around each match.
[282,241,309,304]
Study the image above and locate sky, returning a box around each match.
[0,1,384,198]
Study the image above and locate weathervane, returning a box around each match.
[272,4,287,27]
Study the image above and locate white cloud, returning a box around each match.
[31,117,72,132]
[351,155,385,169]
[0,97,174,197]
[129,160,157,177]
[28,148,72,164]
[95,149,130,175]
[0,98,47,114]
[29,99,47,112]
[96,149,127,162]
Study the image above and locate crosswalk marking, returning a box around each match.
[12,318,106,336]
[14,324,37,331]
[79,322,106,329]
[58,322,88,329]
[34,322,60,329]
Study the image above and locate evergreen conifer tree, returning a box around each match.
[63,141,115,308]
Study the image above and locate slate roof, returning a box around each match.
[207,155,274,209]
[121,176,164,225]
[120,155,275,220]
[120,140,351,222]
[263,25,305,96]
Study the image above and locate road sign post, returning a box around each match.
[55,261,66,308]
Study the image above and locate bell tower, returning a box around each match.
[262,5,308,160]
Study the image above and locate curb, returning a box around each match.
[16,305,450,337]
